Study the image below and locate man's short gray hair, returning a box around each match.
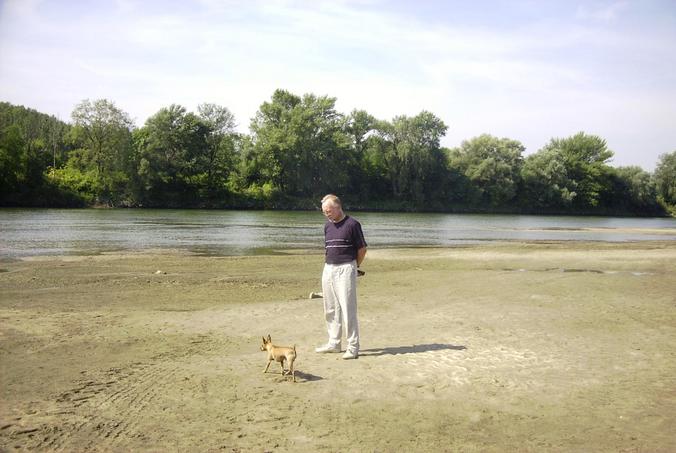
[321,194,342,207]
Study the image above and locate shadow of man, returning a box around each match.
[359,343,466,357]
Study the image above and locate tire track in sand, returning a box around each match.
[10,339,208,452]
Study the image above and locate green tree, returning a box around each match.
[540,132,614,208]
[611,166,658,212]
[133,105,209,206]
[345,109,377,155]
[70,99,134,203]
[344,110,389,201]
[654,151,676,206]
[450,134,524,207]
[0,125,26,198]
[247,89,350,199]
[521,148,575,209]
[0,102,75,205]
[398,112,448,203]
[367,112,449,204]
[246,89,302,194]
[195,103,238,200]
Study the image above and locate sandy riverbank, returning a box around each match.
[1,241,675,452]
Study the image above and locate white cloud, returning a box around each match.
[576,1,629,22]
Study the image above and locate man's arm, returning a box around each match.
[356,247,367,267]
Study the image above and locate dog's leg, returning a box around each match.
[289,359,295,382]
[279,358,286,376]
[263,360,271,373]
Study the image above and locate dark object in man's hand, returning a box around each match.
[357,269,365,277]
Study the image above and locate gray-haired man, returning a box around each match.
[315,194,367,359]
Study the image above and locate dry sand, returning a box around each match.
[1,241,675,452]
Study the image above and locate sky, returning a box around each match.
[1,0,675,170]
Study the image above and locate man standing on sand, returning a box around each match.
[315,194,367,360]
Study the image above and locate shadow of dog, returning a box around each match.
[291,371,323,382]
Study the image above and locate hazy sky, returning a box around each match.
[1,0,675,170]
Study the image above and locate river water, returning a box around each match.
[1,208,675,257]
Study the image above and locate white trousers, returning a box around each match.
[321,261,360,353]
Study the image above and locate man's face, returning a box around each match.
[322,202,343,223]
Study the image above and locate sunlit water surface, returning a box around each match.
[1,209,675,257]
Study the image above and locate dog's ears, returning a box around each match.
[262,336,267,343]
[267,334,272,341]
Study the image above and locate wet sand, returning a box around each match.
[1,241,675,452]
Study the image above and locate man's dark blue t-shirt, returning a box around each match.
[324,215,367,265]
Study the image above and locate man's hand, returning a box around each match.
[356,247,367,267]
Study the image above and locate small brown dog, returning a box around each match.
[260,334,297,382]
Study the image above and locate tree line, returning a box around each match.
[1,91,675,216]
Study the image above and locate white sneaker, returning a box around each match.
[315,344,341,353]
[342,350,358,360]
